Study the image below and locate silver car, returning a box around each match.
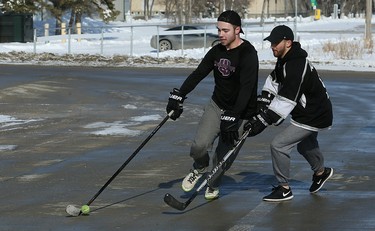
[150,25,220,51]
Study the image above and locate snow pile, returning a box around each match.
[0,15,374,72]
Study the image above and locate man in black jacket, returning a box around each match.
[245,25,333,202]
[166,10,258,200]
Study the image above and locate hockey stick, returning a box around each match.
[66,111,174,216]
[163,129,250,211]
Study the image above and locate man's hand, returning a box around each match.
[220,111,240,145]
[244,112,271,137]
[166,88,186,120]
[257,91,274,113]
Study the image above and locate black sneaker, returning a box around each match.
[263,185,293,202]
[310,167,333,193]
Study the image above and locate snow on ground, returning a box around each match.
[0,115,41,130]
[0,145,17,151]
[83,114,162,136]
[0,15,374,72]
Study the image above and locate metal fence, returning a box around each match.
[32,23,223,58]
[30,18,305,58]
[31,21,285,58]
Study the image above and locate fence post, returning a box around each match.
[76,22,81,42]
[44,23,49,36]
[204,25,207,53]
[68,27,71,54]
[181,25,184,56]
[156,25,159,58]
[33,28,37,54]
[100,27,104,55]
[61,22,66,43]
[130,26,133,56]
[44,23,49,43]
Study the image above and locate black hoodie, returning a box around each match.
[263,42,333,130]
[179,40,259,119]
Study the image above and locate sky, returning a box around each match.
[0,14,374,138]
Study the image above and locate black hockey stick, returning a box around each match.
[163,129,250,211]
[66,111,173,216]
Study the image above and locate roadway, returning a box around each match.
[0,65,374,230]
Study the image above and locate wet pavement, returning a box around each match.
[0,64,374,231]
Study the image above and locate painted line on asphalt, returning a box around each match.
[228,202,277,231]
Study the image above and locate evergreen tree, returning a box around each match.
[0,0,37,14]
[0,0,119,34]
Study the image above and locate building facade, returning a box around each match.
[113,0,303,22]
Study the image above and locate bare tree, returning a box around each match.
[144,0,155,20]
[191,0,208,18]
[163,0,178,23]
[37,0,119,34]
[314,0,367,16]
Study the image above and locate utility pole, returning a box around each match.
[285,0,288,17]
[187,0,192,24]
[365,0,373,48]
[260,0,267,26]
[294,0,297,40]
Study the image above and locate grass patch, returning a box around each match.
[322,38,373,60]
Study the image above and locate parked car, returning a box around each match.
[150,25,220,51]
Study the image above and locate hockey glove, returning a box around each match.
[220,111,240,145]
[244,111,272,137]
[257,91,275,113]
[166,88,186,120]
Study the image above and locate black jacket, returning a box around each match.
[179,40,259,119]
[264,42,333,130]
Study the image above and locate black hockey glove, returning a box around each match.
[244,111,272,137]
[257,91,275,113]
[220,111,240,145]
[166,88,186,120]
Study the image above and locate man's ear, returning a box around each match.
[235,26,241,35]
[286,40,293,48]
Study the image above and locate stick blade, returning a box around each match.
[66,205,81,217]
[164,193,186,211]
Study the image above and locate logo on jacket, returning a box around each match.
[215,58,235,77]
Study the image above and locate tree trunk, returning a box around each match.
[55,16,62,35]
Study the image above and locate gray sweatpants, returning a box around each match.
[270,124,325,186]
[190,99,247,188]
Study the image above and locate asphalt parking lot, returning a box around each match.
[0,64,374,231]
